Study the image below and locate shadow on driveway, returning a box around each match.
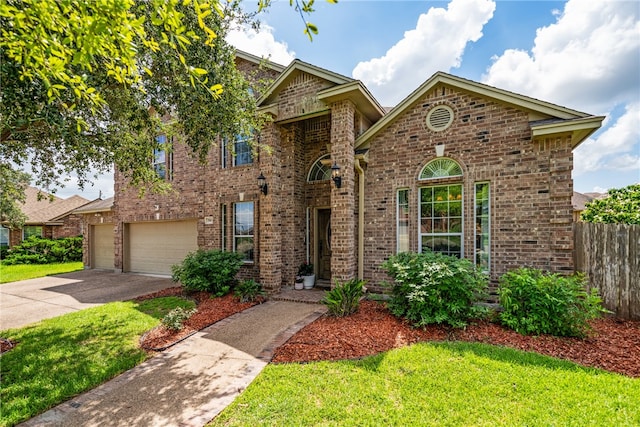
[1,270,176,330]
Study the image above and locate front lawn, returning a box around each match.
[0,296,194,427]
[211,342,640,426]
[0,262,84,284]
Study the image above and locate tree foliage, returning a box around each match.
[580,184,640,224]
[1,0,267,199]
[0,164,30,228]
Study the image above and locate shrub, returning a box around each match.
[322,278,366,317]
[498,268,606,338]
[2,236,82,265]
[171,249,244,296]
[382,251,489,328]
[161,307,197,331]
[234,279,267,303]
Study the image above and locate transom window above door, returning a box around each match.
[307,154,332,182]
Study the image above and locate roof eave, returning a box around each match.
[531,116,605,148]
[258,59,354,106]
[317,81,385,123]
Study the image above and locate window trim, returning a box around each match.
[233,201,254,263]
[418,184,463,258]
[153,134,173,180]
[307,154,332,182]
[232,134,253,167]
[221,203,227,251]
[474,182,491,273]
[396,188,410,253]
[22,225,43,240]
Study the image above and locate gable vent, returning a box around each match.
[426,105,454,132]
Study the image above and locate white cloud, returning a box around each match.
[573,103,640,175]
[352,0,496,106]
[226,24,295,67]
[483,0,640,113]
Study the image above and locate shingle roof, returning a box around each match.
[18,187,90,224]
[72,197,114,214]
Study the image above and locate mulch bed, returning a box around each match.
[3,288,638,379]
[271,300,640,378]
[136,287,259,351]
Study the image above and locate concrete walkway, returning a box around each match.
[0,270,176,330]
[20,300,327,427]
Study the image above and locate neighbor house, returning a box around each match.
[80,51,604,292]
[1,187,90,249]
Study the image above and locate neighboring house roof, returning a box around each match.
[572,191,595,211]
[72,197,114,214]
[16,187,90,225]
[572,191,606,211]
[355,71,605,149]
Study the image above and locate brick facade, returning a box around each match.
[100,54,601,293]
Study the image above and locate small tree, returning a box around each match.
[580,184,640,224]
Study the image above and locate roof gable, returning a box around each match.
[356,71,604,149]
[18,187,90,224]
[258,59,353,106]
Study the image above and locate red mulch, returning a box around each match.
[137,287,259,351]
[271,300,640,378]
[4,288,638,379]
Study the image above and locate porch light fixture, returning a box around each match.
[331,162,342,189]
[257,172,268,195]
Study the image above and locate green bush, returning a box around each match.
[382,251,489,328]
[498,268,607,337]
[234,279,267,303]
[171,249,244,296]
[161,307,197,331]
[322,278,366,317]
[2,236,82,265]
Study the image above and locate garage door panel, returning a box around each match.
[92,225,114,270]
[128,221,198,274]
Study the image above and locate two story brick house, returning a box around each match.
[82,50,603,292]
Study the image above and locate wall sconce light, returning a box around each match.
[435,143,445,157]
[331,162,342,189]
[257,172,268,195]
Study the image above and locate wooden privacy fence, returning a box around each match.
[574,222,639,320]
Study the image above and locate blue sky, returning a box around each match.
[228,0,639,196]
[58,0,639,198]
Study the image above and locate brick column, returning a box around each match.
[547,135,575,273]
[330,100,357,285]
[258,120,283,292]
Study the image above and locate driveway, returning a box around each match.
[0,270,176,330]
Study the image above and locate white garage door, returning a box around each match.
[91,224,114,270]
[127,221,198,275]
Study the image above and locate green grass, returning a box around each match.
[0,262,84,283]
[211,342,640,427]
[0,296,192,427]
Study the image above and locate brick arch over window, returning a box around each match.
[419,158,463,180]
[307,154,331,182]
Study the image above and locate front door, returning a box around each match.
[317,209,331,280]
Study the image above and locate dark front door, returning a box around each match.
[317,209,331,280]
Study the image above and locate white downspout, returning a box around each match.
[355,158,365,280]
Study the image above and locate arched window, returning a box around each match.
[419,158,462,180]
[307,154,332,182]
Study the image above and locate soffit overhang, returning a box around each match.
[531,116,605,148]
[234,50,287,73]
[317,81,385,123]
